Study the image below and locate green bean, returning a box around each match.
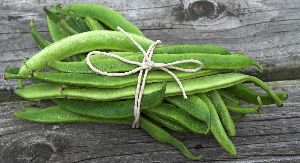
[80,52,141,61]
[227,105,260,114]
[226,84,288,105]
[207,90,236,136]
[144,103,208,134]
[14,73,283,107]
[65,16,81,32]
[50,53,262,74]
[197,93,237,157]
[84,16,105,30]
[5,70,222,88]
[226,102,261,114]
[46,16,67,42]
[30,19,51,49]
[155,44,230,55]
[144,112,189,132]
[84,44,231,61]
[18,30,154,78]
[139,117,201,160]
[109,44,230,56]
[56,3,144,36]
[44,8,78,35]
[66,16,89,32]
[14,106,130,124]
[5,67,19,74]
[53,83,165,119]
[165,95,210,131]
[218,89,240,105]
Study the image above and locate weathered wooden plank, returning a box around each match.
[0,80,298,162]
[0,0,299,162]
[0,0,300,89]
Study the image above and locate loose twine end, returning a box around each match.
[86,26,204,128]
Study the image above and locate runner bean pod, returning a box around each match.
[14,73,283,107]
[139,117,201,160]
[18,30,154,78]
[207,90,236,136]
[50,53,262,74]
[144,103,208,134]
[197,93,237,157]
[55,3,144,36]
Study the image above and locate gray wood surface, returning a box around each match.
[0,0,299,162]
[0,81,299,162]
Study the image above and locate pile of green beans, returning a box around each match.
[4,3,288,160]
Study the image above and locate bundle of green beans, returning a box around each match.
[4,3,288,160]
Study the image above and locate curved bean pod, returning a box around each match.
[47,16,67,42]
[165,95,210,132]
[155,44,230,55]
[5,70,222,88]
[227,104,260,114]
[14,73,283,107]
[44,8,78,35]
[18,30,154,77]
[144,103,208,134]
[30,19,50,49]
[5,67,19,74]
[139,117,201,160]
[50,53,262,74]
[53,82,165,119]
[84,16,105,30]
[226,84,288,105]
[197,93,237,157]
[144,112,189,132]
[14,106,131,124]
[66,16,89,32]
[56,3,144,36]
[207,90,236,136]
[218,89,240,105]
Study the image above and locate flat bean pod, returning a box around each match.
[218,89,240,105]
[84,16,105,30]
[226,102,261,114]
[46,16,67,42]
[198,93,237,157]
[5,70,222,88]
[50,53,262,74]
[66,16,89,32]
[5,67,19,74]
[14,73,283,107]
[143,112,189,132]
[44,8,78,35]
[56,3,144,36]
[207,90,236,136]
[14,106,131,124]
[18,30,154,77]
[166,95,210,131]
[144,103,208,134]
[154,44,230,55]
[30,19,51,49]
[139,117,201,160]
[53,83,165,119]
[227,84,288,105]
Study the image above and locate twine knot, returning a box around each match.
[86,27,204,128]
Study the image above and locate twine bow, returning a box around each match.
[86,27,204,128]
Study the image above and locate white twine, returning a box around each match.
[86,26,204,128]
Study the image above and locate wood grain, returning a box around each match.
[0,0,299,162]
[0,80,299,162]
[0,0,300,88]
